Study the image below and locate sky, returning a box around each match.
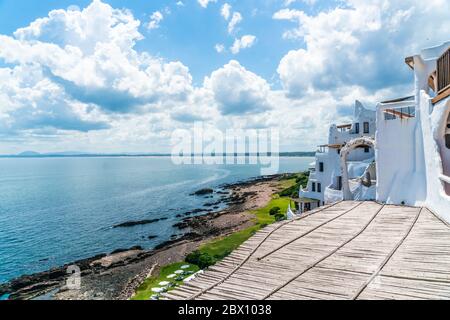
[0,0,449,154]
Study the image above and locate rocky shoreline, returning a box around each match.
[0,173,296,300]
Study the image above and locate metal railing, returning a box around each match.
[383,105,416,120]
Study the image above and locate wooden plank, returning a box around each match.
[432,86,450,104]
[352,208,422,299]
[165,202,450,301]
[263,203,384,299]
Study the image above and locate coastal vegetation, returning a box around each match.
[278,171,310,197]
[132,174,302,300]
[132,262,200,300]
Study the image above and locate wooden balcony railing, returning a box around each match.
[437,47,450,93]
[432,47,450,104]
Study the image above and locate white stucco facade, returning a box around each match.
[376,41,450,222]
[298,41,450,219]
[299,101,376,212]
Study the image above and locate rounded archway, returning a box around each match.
[340,137,376,200]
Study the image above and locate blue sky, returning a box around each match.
[0,0,311,85]
[0,0,448,153]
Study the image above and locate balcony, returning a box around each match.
[433,47,450,104]
[383,105,416,120]
[379,96,416,122]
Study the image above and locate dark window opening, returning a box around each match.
[364,147,370,153]
[337,176,343,191]
[354,123,360,134]
[319,162,324,172]
[363,122,370,134]
[318,183,322,193]
[312,182,316,192]
[446,113,450,149]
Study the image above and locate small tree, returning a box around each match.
[186,251,216,269]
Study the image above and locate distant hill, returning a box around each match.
[18,151,41,156]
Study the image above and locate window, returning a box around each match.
[312,182,316,192]
[318,183,322,193]
[446,114,450,149]
[364,147,370,153]
[363,122,370,134]
[354,123,360,134]
[337,176,343,191]
[319,162,324,172]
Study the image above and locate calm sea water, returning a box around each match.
[0,156,313,284]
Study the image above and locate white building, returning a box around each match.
[376,41,450,222]
[297,41,450,222]
[298,101,376,212]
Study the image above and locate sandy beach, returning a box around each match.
[0,174,295,300]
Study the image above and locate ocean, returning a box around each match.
[0,156,313,285]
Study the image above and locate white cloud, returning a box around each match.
[148,11,164,30]
[230,35,257,54]
[204,60,271,115]
[215,44,225,53]
[274,0,450,97]
[198,0,217,8]
[3,0,444,154]
[228,12,242,34]
[221,3,231,20]
[0,0,195,115]
[283,0,317,6]
[1,1,317,153]
[0,64,109,137]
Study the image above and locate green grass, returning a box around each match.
[196,194,296,262]
[132,177,299,300]
[132,262,199,300]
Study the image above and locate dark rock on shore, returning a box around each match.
[191,188,214,196]
[220,173,295,189]
[176,207,212,219]
[1,253,107,300]
[148,235,158,240]
[204,200,223,207]
[153,232,203,250]
[113,217,168,228]
[173,221,189,230]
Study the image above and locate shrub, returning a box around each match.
[269,207,281,216]
[274,213,286,222]
[278,185,298,197]
[279,171,310,198]
[186,251,216,269]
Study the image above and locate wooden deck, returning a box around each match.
[164,201,450,300]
